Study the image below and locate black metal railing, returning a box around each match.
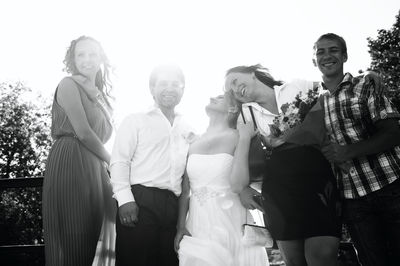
[0,177,44,266]
[0,177,361,266]
[0,176,43,189]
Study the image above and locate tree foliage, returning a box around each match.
[367,10,400,108]
[0,81,52,245]
[0,82,51,179]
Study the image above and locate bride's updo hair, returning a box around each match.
[224,90,240,129]
[225,64,283,90]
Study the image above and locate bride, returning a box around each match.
[174,92,269,266]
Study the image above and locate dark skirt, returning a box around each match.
[42,136,115,265]
[262,145,341,240]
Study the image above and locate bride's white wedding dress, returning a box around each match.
[179,153,268,266]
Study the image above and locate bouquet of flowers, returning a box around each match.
[269,87,351,173]
[269,87,324,145]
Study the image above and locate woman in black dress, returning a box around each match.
[224,64,340,266]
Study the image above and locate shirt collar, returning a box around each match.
[146,104,182,119]
[320,72,354,94]
[242,101,276,116]
[146,104,160,114]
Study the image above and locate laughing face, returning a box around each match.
[74,39,102,79]
[224,72,258,103]
[313,38,347,78]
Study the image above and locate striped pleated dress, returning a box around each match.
[42,79,116,266]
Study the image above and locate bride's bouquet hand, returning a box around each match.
[174,227,192,253]
[237,121,257,140]
[239,186,265,213]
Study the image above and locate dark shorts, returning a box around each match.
[262,145,341,240]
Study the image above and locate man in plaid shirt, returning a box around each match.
[314,33,400,266]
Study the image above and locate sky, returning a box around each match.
[1,0,399,140]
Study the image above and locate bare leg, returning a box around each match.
[304,236,339,266]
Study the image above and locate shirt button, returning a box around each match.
[350,169,355,174]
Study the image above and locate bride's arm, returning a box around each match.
[230,123,256,193]
[174,171,191,252]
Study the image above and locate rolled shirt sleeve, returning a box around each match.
[110,114,139,206]
[366,80,400,122]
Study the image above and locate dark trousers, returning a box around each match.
[115,185,179,266]
[342,179,400,266]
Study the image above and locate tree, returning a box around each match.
[0,82,52,179]
[0,81,52,245]
[367,10,400,109]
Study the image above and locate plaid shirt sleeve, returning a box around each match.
[366,80,400,122]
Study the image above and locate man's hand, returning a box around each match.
[262,135,285,148]
[119,201,139,227]
[321,142,349,163]
[174,227,192,253]
[239,186,264,213]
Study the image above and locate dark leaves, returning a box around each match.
[0,81,51,245]
[367,10,400,110]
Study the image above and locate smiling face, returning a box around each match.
[151,69,184,109]
[224,72,259,103]
[313,38,347,78]
[74,39,103,79]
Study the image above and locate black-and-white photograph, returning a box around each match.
[1,0,399,265]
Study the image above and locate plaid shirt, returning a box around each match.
[321,73,400,199]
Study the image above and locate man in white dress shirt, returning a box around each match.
[110,65,192,266]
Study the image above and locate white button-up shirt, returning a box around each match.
[239,79,314,136]
[110,107,193,206]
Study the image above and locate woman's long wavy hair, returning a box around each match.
[63,35,114,109]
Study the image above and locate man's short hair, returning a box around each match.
[149,64,185,89]
[313,33,347,56]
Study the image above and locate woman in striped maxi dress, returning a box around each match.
[42,36,116,266]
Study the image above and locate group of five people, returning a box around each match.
[42,33,400,266]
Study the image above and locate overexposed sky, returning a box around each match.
[1,0,399,136]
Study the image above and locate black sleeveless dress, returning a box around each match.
[262,144,341,240]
